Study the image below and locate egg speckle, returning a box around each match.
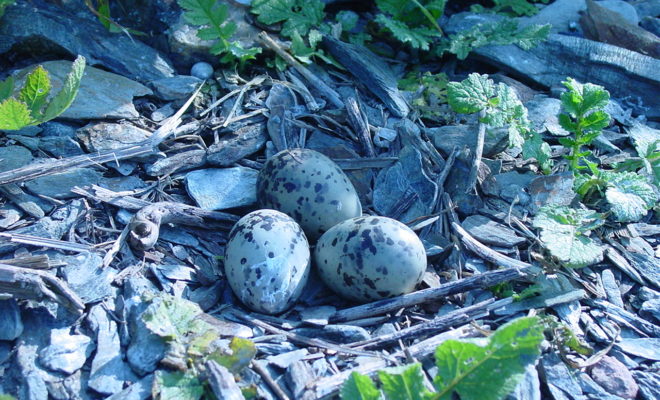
[314,216,426,302]
[257,148,362,241]
[224,209,310,314]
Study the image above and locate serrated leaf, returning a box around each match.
[0,98,33,130]
[207,337,256,374]
[341,372,382,400]
[447,73,496,114]
[628,123,660,159]
[434,316,544,400]
[533,205,604,268]
[0,75,14,102]
[375,14,438,50]
[580,110,610,132]
[378,364,431,400]
[291,30,315,63]
[141,293,208,342]
[19,65,51,117]
[522,130,553,173]
[251,0,325,38]
[513,23,551,49]
[41,55,85,122]
[604,171,658,222]
[153,370,204,400]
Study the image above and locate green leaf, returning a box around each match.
[580,110,610,132]
[207,337,257,374]
[433,316,544,400]
[41,56,85,122]
[447,73,496,114]
[512,23,551,50]
[522,130,553,173]
[341,372,382,400]
[603,171,658,222]
[141,293,209,342]
[19,65,51,117]
[153,370,204,400]
[375,14,439,50]
[0,75,14,102]
[336,10,359,31]
[0,98,33,130]
[378,364,431,400]
[251,0,325,38]
[533,205,604,268]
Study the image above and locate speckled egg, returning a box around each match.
[314,216,426,303]
[257,148,362,241]
[224,209,310,314]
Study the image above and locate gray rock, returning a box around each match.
[267,349,308,369]
[598,0,640,25]
[0,145,33,171]
[150,75,202,101]
[106,374,154,400]
[77,122,151,153]
[25,168,102,199]
[588,356,638,399]
[507,364,541,400]
[625,252,660,290]
[13,60,152,120]
[616,338,660,360]
[185,167,258,210]
[632,370,660,400]
[640,16,660,37]
[126,300,167,375]
[299,306,336,326]
[520,0,586,33]
[206,123,268,167]
[61,252,117,304]
[38,136,85,158]
[0,299,23,340]
[528,172,576,214]
[191,62,213,80]
[525,96,569,136]
[87,305,138,395]
[39,328,94,374]
[462,215,526,247]
[0,199,83,255]
[40,121,78,138]
[0,205,21,228]
[0,1,174,82]
[640,299,660,323]
[633,0,660,19]
[482,171,536,205]
[373,146,438,222]
[540,352,583,400]
[321,324,370,344]
[322,35,409,117]
[601,269,624,308]
[576,371,624,400]
[426,124,508,158]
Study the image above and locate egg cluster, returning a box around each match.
[224,148,427,314]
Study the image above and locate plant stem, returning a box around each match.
[465,109,486,194]
[411,0,444,36]
[570,126,583,172]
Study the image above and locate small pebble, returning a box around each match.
[190,62,214,79]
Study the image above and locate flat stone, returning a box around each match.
[126,300,167,375]
[61,252,117,304]
[520,0,586,33]
[77,122,152,153]
[576,371,624,400]
[632,371,660,400]
[426,124,508,158]
[0,1,174,82]
[601,269,624,308]
[525,96,569,136]
[482,171,536,205]
[640,299,660,323]
[299,306,336,326]
[625,252,660,290]
[508,364,541,400]
[87,305,138,395]
[39,328,94,374]
[13,61,152,120]
[588,356,638,399]
[150,75,202,100]
[598,0,639,25]
[0,299,23,340]
[528,172,576,214]
[462,215,526,247]
[616,338,660,361]
[321,324,370,344]
[540,352,583,400]
[38,136,85,158]
[0,205,21,228]
[185,167,258,210]
[0,145,33,171]
[25,169,146,200]
[267,349,308,369]
[206,123,268,167]
[106,374,154,400]
[373,146,438,222]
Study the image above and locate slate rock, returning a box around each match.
[87,305,138,395]
[482,171,536,205]
[601,269,624,308]
[321,325,370,344]
[507,364,541,400]
[61,252,117,304]
[640,299,660,323]
[322,35,409,117]
[589,355,638,399]
[426,124,508,158]
[0,145,33,171]
[106,374,154,400]
[299,306,336,326]
[540,352,583,400]
[373,146,438,222]
[525,96,569,137]
[616,338,660,360]
[462,215,526,247]
[598,0,640,25]
[185,167,258,210]
[38,136,85,158]
[39,328,94,374]
[206,123,268,167]
[267,349,308,369]
[126,297,167,376]
[12,60,152,120]
[150,75,202,101]
[0,1,175,82]
[640,16,660,37]
[632,370,660,400]
[625,252,660,290]
[0,205,21,228]
[77,122,152,153]
[25,169,146,199]
[0,299,23,341]
[519,0,586,33]
[528,172,575,213]
[576,371,624,400]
